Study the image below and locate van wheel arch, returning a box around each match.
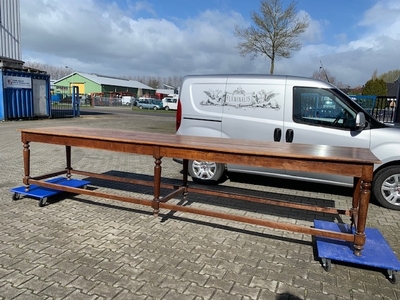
[372,164,400,210]
[188,160,226,184]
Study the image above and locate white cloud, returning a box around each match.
[297,10,325,43]
[284,0,400,86]
[19,0,400,87]
[131,1,157,16]
[359,0,400,30]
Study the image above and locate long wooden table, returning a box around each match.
[19,126,380,256]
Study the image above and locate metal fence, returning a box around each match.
[50,93,73,118]
[50,92,83,118]
[371,96,397,123]
[50,94,136,118]
[350,95,397,123]
[92,96,126,107]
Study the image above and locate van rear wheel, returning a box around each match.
[188,160,225,184]
[373,166,400,210]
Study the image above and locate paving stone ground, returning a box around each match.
[0,107,399,299]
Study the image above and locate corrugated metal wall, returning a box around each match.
[0,69,51,120]
[0,0,21,60]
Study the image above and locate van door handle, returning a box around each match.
[274,128,282,142]
[286,129,294,143]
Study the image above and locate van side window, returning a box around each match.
[293,87,356,129]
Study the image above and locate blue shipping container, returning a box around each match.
[0,69,51,121]
[51,93,62,102]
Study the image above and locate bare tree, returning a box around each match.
[378,69,400,83]
[311,68,347,89]
[146,76,160,89]
[24,62,72,79]
[235,0,309,74]
[371,69,378,80]
[312,68,337,85]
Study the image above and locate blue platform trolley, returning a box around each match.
[11,177,90,207]
[314,220,400,284]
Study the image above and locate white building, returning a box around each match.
[0,0,21,61]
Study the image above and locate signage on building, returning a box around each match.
[3,76,32,89]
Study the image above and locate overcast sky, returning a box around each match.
[20,0,400,87]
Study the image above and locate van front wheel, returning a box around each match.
[188,160,225,184]
[373,166,400,210]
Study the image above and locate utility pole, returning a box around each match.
[319,61,330,83]
[394,76,400,123]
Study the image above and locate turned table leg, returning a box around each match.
[350,177,361,230]
[152,147,162,217]
[22,142,31,191]
[182,159,189,201]
[353,179,372,256]
[65,145,72,179]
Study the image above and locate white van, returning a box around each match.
[175,74,400,210]
[121,96,134,106]
[162,97,178,110]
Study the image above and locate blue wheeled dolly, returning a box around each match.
[11,177,90,207]
[314,220,400,284]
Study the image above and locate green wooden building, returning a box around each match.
[53,72,155,97]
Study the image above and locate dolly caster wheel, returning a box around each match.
[12,192,21,201]
[321,258,331,272]
[388,270,397,284]
[38,197,48,207]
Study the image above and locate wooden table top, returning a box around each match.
[21,126,380,165]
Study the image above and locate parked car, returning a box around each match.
[121,96,135,106]
[137,98,163,110]
[162,97,178,110]
[175,74,400,210]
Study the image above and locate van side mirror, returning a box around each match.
[355,112,367,131]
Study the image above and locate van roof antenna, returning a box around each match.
[319,60,330,83]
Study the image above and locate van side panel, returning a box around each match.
[177,77,226,138]
[221,77,286,174]
[222,77,286,141]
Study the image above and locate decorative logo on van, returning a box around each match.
[201,86,280,110]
